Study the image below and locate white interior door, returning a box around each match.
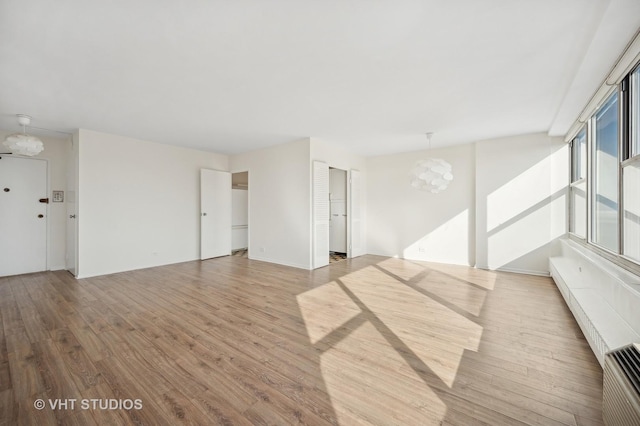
[350,169,364,258]
[200,169,232,260]
[0,156,48,276]
[313,161,330,268]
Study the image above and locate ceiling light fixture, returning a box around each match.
[409,132,453,193]
[3,114,45,156]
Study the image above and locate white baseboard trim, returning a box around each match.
[248,255,310,270]
[494,266,550,277]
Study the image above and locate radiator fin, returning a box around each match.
[611,346,640,396]
[603,344,640,426]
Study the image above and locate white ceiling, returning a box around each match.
[1,0,639,156]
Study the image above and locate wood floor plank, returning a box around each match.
[0,389,15,425]
[7,341,45,401]
[31,338,79,406]
[0,256,604,425]
[50,328,103,391]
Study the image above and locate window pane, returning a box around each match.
[570,127,587,237]
[580,129,587,179]
[632,67,640,157]
[570,181,587,238]
[592,92,619,252]
[623,162,640,261]
[571,128,587,182]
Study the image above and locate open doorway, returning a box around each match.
[313,164,363,269]
[329,168,347,263]
[231,171,249,258]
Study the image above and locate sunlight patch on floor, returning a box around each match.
[298,262,485,395]
[341,266,483,387]
[376,257,425,281]
[320,322,447,425]
[414,271,488,317]
[421,262,497,291]
[296,281,361,344]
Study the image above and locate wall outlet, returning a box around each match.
[418,247,426,253]
[260,247,265,253]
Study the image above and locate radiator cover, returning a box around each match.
[603,343,640,426]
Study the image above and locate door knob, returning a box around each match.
[202,212,207,216]
[69,214,76,219]
[37,214,44,218]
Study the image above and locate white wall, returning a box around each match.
[230,139,311,269]
[475,133,568,275]
[365,133,568,275]
[4,126,564,277]
[77,129,228,278]
[366,143,475,266]
[0,130,71,271]
[310,138,367,174]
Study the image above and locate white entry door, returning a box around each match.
[200,169,231,260]
[0,156,48,276]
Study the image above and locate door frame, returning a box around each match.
[312,161,330,269]
[348,168,364,258]
[312,164,363,269]
[66,134,79,276]
[328,167,349,256]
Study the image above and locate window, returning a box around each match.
[632,67,640,157]
[623,66,640,262]
[569,59,640,272]
[591,92,619,252]
[569,128,587,238]
[623,161,640,261]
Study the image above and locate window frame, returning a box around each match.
[568,62,640,277]
[630,64,640,159]
[568,126,587,240]
[589,90,620,254]
[620,67,640,265]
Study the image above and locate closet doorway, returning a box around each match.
[329,168,347,263]
[312,164,362,269]
[231,171,249,258]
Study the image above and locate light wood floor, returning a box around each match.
[0,255,603,425]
